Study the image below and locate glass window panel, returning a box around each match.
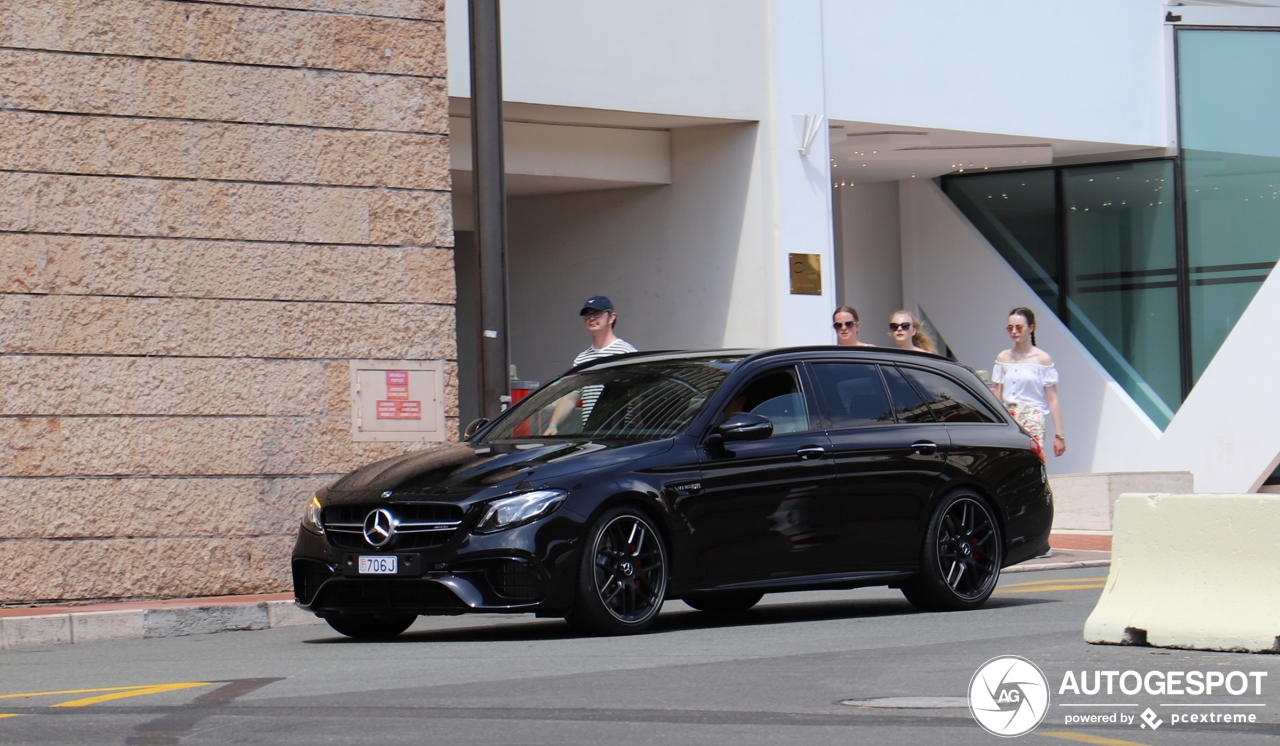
[1063,161,1181,427]
[723,368,812,434]
[900,367,999,424]
[880,366,936,424]
[1179,29,1280,381]
[810,363,894,429]
[943,171,1059,310]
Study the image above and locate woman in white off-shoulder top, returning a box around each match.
[992,307,1066,457]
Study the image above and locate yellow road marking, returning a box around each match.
[52,682,211,708]
[1039,730,1153,746]
[997,583,1106,594]
[0,685,158,701]
[0,714,18,719]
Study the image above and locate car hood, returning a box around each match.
[318,438,674,505]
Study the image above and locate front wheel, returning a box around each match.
[901,491,1002,612]
[324,613,417,640]
[567,506,669,635]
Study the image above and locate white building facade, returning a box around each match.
[446,0,1280,494]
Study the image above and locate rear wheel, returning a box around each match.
[901,491,1002,611]
[567,506,668,635]
[682,591,764,615]
[324,613,417,640]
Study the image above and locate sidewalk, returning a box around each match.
[0,531,1111,651]
[1004,530,1113,574]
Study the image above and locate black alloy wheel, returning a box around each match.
[324,613,417,640]
[901,491,1002,611]
[568,506,668,635]
[682,591,764,615]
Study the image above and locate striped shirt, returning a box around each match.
[573,339,637,423]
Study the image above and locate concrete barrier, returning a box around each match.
[1084,493,1280,653]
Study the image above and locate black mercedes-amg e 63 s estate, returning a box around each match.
[292,346,1053,638]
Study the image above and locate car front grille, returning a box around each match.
[311,579,467,613]
[322,503,465,551]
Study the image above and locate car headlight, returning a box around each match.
[475,490,567,534]
[302,495,324,534]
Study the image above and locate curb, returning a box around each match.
[0,600,322,651]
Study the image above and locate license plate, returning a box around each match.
[358,556,397,574]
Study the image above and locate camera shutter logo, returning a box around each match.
[969,656,1050,737]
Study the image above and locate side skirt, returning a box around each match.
[677,570,917,597]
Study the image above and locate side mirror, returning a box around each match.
[714,412,774,442]
[463,417,490,440]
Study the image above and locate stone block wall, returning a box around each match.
[0,0,454,603]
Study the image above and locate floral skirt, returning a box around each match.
[1006,402,1047,446]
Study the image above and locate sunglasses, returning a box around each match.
[1007,324,1028,332]
[889,322,914,331]
[832,321,856,330]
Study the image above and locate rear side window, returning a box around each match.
[900,367,999,424]
[809,363,894,429]
[880,365,936,423]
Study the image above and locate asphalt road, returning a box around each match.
[1,567,1277,746]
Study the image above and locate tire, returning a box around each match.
[682,591,764,615]
[567,505,669,635]
[901,490,1002,612]
[324,613,417,640]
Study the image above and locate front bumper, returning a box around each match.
[291,512,583,616]
[293,558,548,615]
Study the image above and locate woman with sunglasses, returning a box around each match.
[992,307,1065,457]
[887,310,936,353]
[832,306,874,346]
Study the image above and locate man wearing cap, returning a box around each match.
[542,296,637,436]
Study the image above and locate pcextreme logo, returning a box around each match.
[969,656,1051,737]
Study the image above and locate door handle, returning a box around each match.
[911,440,938,455]
[796,446,826,460]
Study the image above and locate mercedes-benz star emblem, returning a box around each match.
[363,508,397,547]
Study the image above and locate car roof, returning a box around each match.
[572,345,959,374]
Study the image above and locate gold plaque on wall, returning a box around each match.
[789,253,822,295]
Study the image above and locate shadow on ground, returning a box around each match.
[302,595,1053,644]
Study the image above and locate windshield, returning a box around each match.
[486,357,743,442]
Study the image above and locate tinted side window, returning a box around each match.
[810,363,894,429]
[880,366,936,423]
[721,367,812,434]
[901,368,999,424]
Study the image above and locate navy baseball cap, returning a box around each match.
[580,296,614,314]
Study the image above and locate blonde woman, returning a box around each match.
[993,307,1065,457]
[888,310,936,353]
[832,306,874,347]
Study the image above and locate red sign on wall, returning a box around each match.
[385,371,410,400]
[376,400,422,420]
